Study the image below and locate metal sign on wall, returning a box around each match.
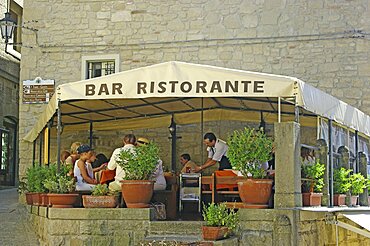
[22,77,55,104]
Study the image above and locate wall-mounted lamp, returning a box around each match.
[0,12,16,44]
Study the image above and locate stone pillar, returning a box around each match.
[359,152,369,206]
[316,139,329,206]
[274,122,302,208]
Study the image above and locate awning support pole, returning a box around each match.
[32,140,36,167]
[278,97,281,123]
[56,99,61,173]
[39,129,43,166]
[201,98,204,164]
[294,97,299,123]
[47,121,51,165]
[328,119,334,207]
[89,121,93,149]
[355,130,359,173]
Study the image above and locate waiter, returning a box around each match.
[197,132,232,172]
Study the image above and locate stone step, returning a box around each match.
[142,235,239,246]
[149,221,204,235]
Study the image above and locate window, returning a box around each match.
[9,0,23,54]
[81,54,120,80]
[0,129,9,172]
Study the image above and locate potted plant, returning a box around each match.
[227,127,274,208]
[333,168,352,206]
[117,142,160,208]
[202,203,238,241]
[18,177,33,205]
[301,161,325,206]
[349,173,367,206]
[82,184,119,208]
[25,165,48,205]
[44,174,78,208]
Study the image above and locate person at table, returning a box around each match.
[60,150,70,164]
[180,153,200,173]
[74,144,98,191]
[196,132,232,172]
[107,134,136,192]
[65,142,81,166]
[87,151,108,182]
[137,137,166,191]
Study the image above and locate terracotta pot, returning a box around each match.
[25,193,33,205]
[47,193,79,208]
[82,195,118,208]
[41,193,50,207]
[121,180,154,208]
[202,226,229,241]
[31,192,43,206]
[350,195,359,206]
[334,194,346,206]
[237,179,273,207]
[302,192,322,207]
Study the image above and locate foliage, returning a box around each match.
[25,165,48,193]
[227,127,273,178]
[301,160,325,193]
[202,203,238,233]
[43,174,75,194]
[91,184,115,196]
[349,173,367,195]
[18,177,28,194]
[117,142,159,180]
[333,168,352,194]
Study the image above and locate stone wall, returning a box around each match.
[19,0,370,176]
[27,206,370,245]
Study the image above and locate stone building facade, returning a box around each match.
[19,0,370,175]
[0,0,21,186]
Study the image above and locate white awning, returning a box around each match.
[23,61,370,142]
[337,212,370,238]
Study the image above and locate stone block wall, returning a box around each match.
[19,0,370,176]
[28,206,370,246]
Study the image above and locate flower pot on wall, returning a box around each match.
[121,180,154,208]
[350,195,359,206]
[31,192,43,206]
[25,193,33,205]
[302,192,323,206]
[47,193,79,208]
[237,179,273,208]
[334,194,346,206]
[41,193,50,207]
[202,226,229,241]
[82,195,118,208]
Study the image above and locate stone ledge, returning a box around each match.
[48,207,154,220]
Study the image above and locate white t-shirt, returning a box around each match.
[74,160,94,185]
[152,159,166,187]
[108,144,136,184]
[207,139,228,162]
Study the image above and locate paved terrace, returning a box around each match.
[0,188,39,246]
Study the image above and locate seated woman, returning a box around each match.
[74,144,98,191]
[180,153,200,173]
[65,142,81,176]
[137,137,166,191]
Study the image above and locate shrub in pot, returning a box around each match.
[202,203,238,241]
[227,127,274,208]
[333,168,352,206]
[82,184,119,208]
[301,160,325,206]
[349,173,367,206]
[117,142,159,208]
[25,165,48,205]
[43,174,78,208]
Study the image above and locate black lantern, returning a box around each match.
[0,12,16,43]
[259,111,266,132]
[168,117,176,135]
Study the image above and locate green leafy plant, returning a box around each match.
[301,160,325,193]
[333,168,352,194]
[202,203,238,233]
[349,173,367,196]
[18,177,28,194]
[117,142,160,180]
[26,165,48,193]
[227,127,273,178]
[91,184,110,196]
[43,174,75,194]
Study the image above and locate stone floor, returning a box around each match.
[0,188,39,246]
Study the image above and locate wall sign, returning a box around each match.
[22,77,55,104]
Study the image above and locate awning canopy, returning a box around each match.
[23,61,370,142]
